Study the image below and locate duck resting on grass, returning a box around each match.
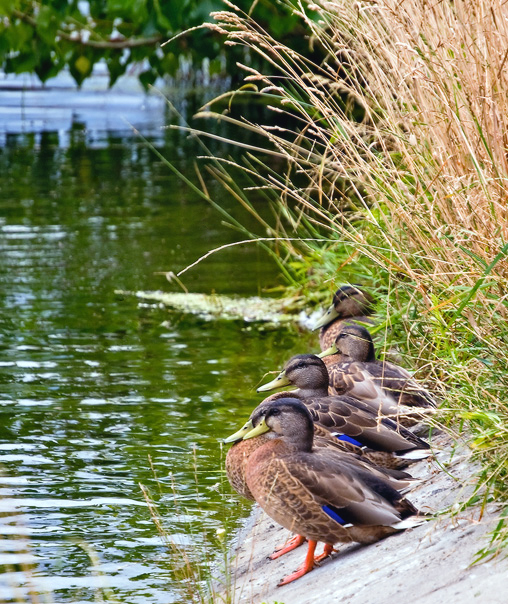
[241,398,425,585]
[319,323,437,418]
[257,354,431,464]
[313,285,374,351]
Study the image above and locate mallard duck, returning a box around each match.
[223,401,361,558]
[313,285,374,351]
[319,323,437,415]
[223,398,418,560]
[242,398,424,585]
[257,354,431,458]
[224,401,418,500]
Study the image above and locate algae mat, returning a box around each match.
[116,290,315,326]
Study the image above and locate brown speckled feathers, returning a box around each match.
[244,400,420,548]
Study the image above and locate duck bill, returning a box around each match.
[313,304,340,330]
[223,419,254,443]
[257,371,291,392]
[317,343,338,359]
[243,418,270,440]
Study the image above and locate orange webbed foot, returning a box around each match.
[269,534,307,560]
[277,540,317,586]
[314,542,336,564]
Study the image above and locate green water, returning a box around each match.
[0,101,316,602]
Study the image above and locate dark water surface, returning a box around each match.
[0,85,315,602]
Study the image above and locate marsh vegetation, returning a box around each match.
[2,0,508,602]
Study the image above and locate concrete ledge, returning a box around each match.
[223,434,508,604]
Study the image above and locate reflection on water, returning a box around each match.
[0,89,315,603]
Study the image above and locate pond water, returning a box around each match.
[0,82,317,603]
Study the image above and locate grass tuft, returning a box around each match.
[141,449,242,604]
[200,0,508,551]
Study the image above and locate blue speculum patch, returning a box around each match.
[336,434,363,447]
[322,505,347,525]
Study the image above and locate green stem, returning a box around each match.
[448,243,508,327]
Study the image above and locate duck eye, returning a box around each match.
[270,408,281,417]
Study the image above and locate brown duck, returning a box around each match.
[223,397,419,560]
[313,285,374,351]
[257,354,431,461]
[242,398,424,585]
[319,323,437,417]
[224,398,418,501]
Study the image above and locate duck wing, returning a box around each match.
[285,450,406,527]
[327,361,401,416]
[368,361,437,408]
[305,395,429,453]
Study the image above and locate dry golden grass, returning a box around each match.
[204,0,508,350]
[200,0,508,553]
[208,0,508,289]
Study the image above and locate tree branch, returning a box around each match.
[12,9,162,49]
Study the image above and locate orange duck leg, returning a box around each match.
[277,541,336,586]
[269,534,307,560]
[277,540,318,586]
[314,542,335,563]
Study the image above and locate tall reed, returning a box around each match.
[201,0,508,553]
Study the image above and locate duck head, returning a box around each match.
[319,323,376,362]
[257,354,329,398]
[313,285,373,330]
[243,398,314,452]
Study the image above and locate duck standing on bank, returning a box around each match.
[239,398,425,585]
[223,397,420,559]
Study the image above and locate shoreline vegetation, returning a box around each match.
[167,0,508,600]
[6,1,508,602]
[202,0,508,532]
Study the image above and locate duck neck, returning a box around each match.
[281,425,314,453]
[293,384,329,399]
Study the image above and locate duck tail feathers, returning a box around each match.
[392,516,428,530]
[399,449,434,461]
[398,479,424,494]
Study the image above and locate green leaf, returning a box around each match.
[5,22,34,51]
[106,52,128,87]
[0,0,19,14]
[5,51,38,75]
[34,54,59,82]
[154,0,172,30]
[107,0,148,22]
[69,51,94,85]
[36,6,60,46]
[160,52,179,76]
[75,55,91,75]
[138,68,157,89]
